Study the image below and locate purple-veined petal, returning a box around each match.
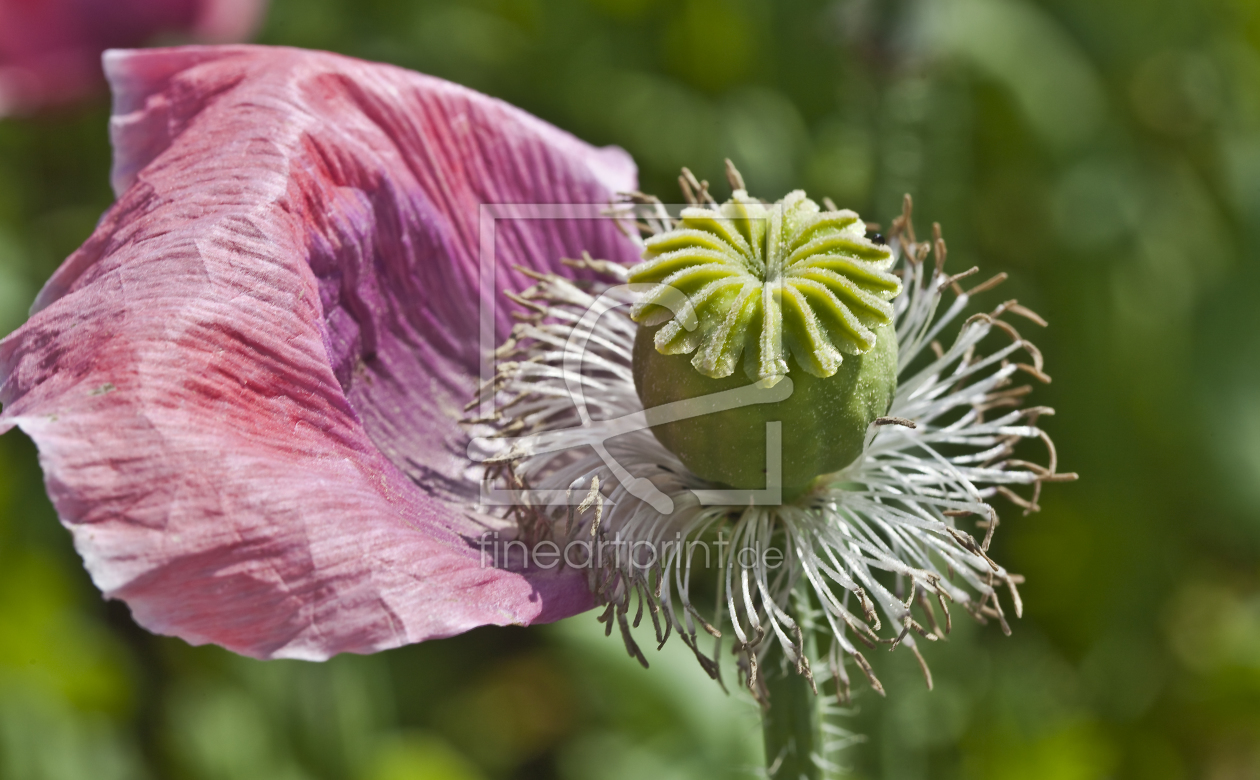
[0,45,640,660]
[0,0,267,115]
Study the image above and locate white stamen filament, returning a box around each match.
[467,195,1075,703]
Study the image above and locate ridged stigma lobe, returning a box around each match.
[628,190,901,384]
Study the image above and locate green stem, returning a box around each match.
[761,641,823,780]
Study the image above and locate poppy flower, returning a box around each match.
[1,43,1075,776]
[0,0,267,115]
[0,44,641,659]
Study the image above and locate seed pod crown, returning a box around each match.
[627,188,902,384]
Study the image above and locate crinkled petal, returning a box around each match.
[0,0,266,115]
[0,45,640,660]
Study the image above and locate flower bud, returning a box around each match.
[628,188,901,498]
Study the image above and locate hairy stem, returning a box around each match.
[761,641,823,780]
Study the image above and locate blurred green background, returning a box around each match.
[2,0,1260,777]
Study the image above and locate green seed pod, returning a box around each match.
[628,187,901,498]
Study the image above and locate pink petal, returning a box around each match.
[0,0,267,115]
[0,45,640,660]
